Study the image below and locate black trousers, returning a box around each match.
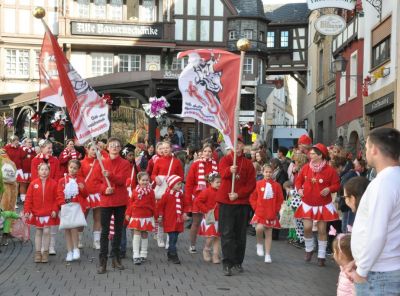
[99,206,126,260]
[219,204,250,268]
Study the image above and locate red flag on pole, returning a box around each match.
[178,49,240,148]
[38,27,109,144]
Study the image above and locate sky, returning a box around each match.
[263,0,306,4]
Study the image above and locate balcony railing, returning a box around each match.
[332,17,358,56]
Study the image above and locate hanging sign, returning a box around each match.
[307,0,356,10]
[315,14,346,36]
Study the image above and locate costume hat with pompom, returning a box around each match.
[166,175,182,189]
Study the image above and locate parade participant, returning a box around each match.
[332,234,355,296]
[24,163,59,263]
[297,134,312,155]
[125,172,155,265]
[216,136,256,276]
[0,149,18,212]
[151,141,184,248]
[342,176,369,214]
[194,172,222,264]
[4,136,23,185]
[57,160,88,262]
[146,142,164,176]
[350,128,400,294]
[250,165,284,263]
[79,142,104,249]
[295,143,340,267]
[18,138,36,203]
[59,139,81,175]
[97,138,130,274]
[184,143,218,254]
[157,175,187,264]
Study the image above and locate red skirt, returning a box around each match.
[294,201,339,221]
[250,214,281,229]
[127,217,155,232]
[198,219,220,237]
[27,215,60,228]
[17,171,31,183]
[86,193,101,209]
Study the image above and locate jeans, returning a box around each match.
[219,204,250,268]
[167,232,179,255]
[120,226,127,255]
[99,206,126,260]
[355,269,400,296]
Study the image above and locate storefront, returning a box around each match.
[365,91,394,130]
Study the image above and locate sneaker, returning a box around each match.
[223,265,232,276]
[49,246,56,255]
[264,254,272,263]
[66,252,73,262]
[72,248,80,260]
[93,240,101,250]
[189,246,197,254]
[133,258,141,265]
[256,244,264,257]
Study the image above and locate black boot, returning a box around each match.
[167,252,173,261]
[112,256,125,270]
[171,253,181,264]
[97,257,107,274]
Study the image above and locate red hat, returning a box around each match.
[312,143,328,158]
[298,134,312,146]
[166,175,183,189]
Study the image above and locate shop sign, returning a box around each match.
[308,0,356,10]
[365,92,394,114]
[315,14,346,36]
[71,22,162,39]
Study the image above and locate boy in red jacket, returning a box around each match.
[158,175,187,264]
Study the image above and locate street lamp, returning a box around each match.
[332,55,347,73]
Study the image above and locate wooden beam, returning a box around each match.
[290,72,306,89]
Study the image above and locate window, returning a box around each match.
[91,53,113,77]
[214,0,224,16]
[175,19,183,40]
[171,56,188,70]
[201,0,210,16]
[213,21,223,42]
[187,20,196,41]
[174,0,184,14]
[34,50,40,78]
[339,72,346,104]
[200,20,210,41]
[228,30,236,40]
[188,1,197,15]
[139,0,156,22]
[119,54,141,72]
[372,37,390,68]
[259,31,264,42]
[267,31,275,48]
[318,49,323,88]
[243,57,253,74]
[93,0,106,19]
[349,51,358,98]
[280,31,289,47]
[110,0,123,20]
[5,49,29,77]
[243,30,253,40]
[77,0,90,18]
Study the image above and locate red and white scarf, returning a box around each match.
[310,160,327,173]
[37,153,50,160]
[62,148,79,160]
[197,158,218,191]
[170,189,183,222]
[22,146,34,153]
[135,185,152,199]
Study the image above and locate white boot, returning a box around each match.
[93,231,101,250]
[140,238,148,261]
[78,232,83,249]
[49,234,56,255]
[132,235,141,265]
[256,244,264,256]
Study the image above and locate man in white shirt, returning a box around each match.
[351,127,400,295]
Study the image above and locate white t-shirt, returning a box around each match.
[351,166,400,277]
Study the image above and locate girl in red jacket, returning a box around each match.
[158,175,188,264]
[24,163,59,263]
[194,172,221,264]
[125,172,156,265]
[59,139,81,176]
[57,159,88,262]
[250,164,284,263]
[18,138,36,202]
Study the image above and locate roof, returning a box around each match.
[264,3,309,24]
[230,0,268,19]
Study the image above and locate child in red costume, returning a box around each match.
[194,172,222,264]
[57,159,88,262]
[250,165,284,263]
[157,175,188,264]
[19,138,36,202]
[125,172,155,265]
[24,163,59,263]
[59,139,82,176]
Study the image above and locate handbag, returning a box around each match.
[11,216,30,242]
[204,209,216,225]
[59,202,87,230]
[279,200,295,229]
[154,158,174,200]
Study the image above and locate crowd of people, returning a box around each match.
[0,126,399,296]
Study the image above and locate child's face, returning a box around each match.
[68,163,79,176]
[126,152,135,162]
[343,188,357,213]
[173,182,182,191]
[263,167,273,179]
[202,147,212,159]
[42,144,52,155]
[210,178,221,190]
[138,175,150,187]
[38,165,50,178]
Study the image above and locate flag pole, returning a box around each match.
[231,38,251,194]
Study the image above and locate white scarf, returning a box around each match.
[64,176,79,199]
[263,181,274,200]
[197,158,218,191]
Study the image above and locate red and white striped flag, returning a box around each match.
[38,26,109,144]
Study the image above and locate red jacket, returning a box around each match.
[146,154,161,176]
[78,157,104,194]
[216,152,256,205]
[151,155,184,182]
[20,146,36,173]
[4,144,22,169]
[295,163,340,206]
[193,187,219,220]
[250,179,284,220]
[31,154,61,181]
[24,178,59,216]
[100,155,130,208]
[184,159,217,212]
[59,148,81,175]
[57,175,88,210]
[157,189,185,233]
[125,189,156,218]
